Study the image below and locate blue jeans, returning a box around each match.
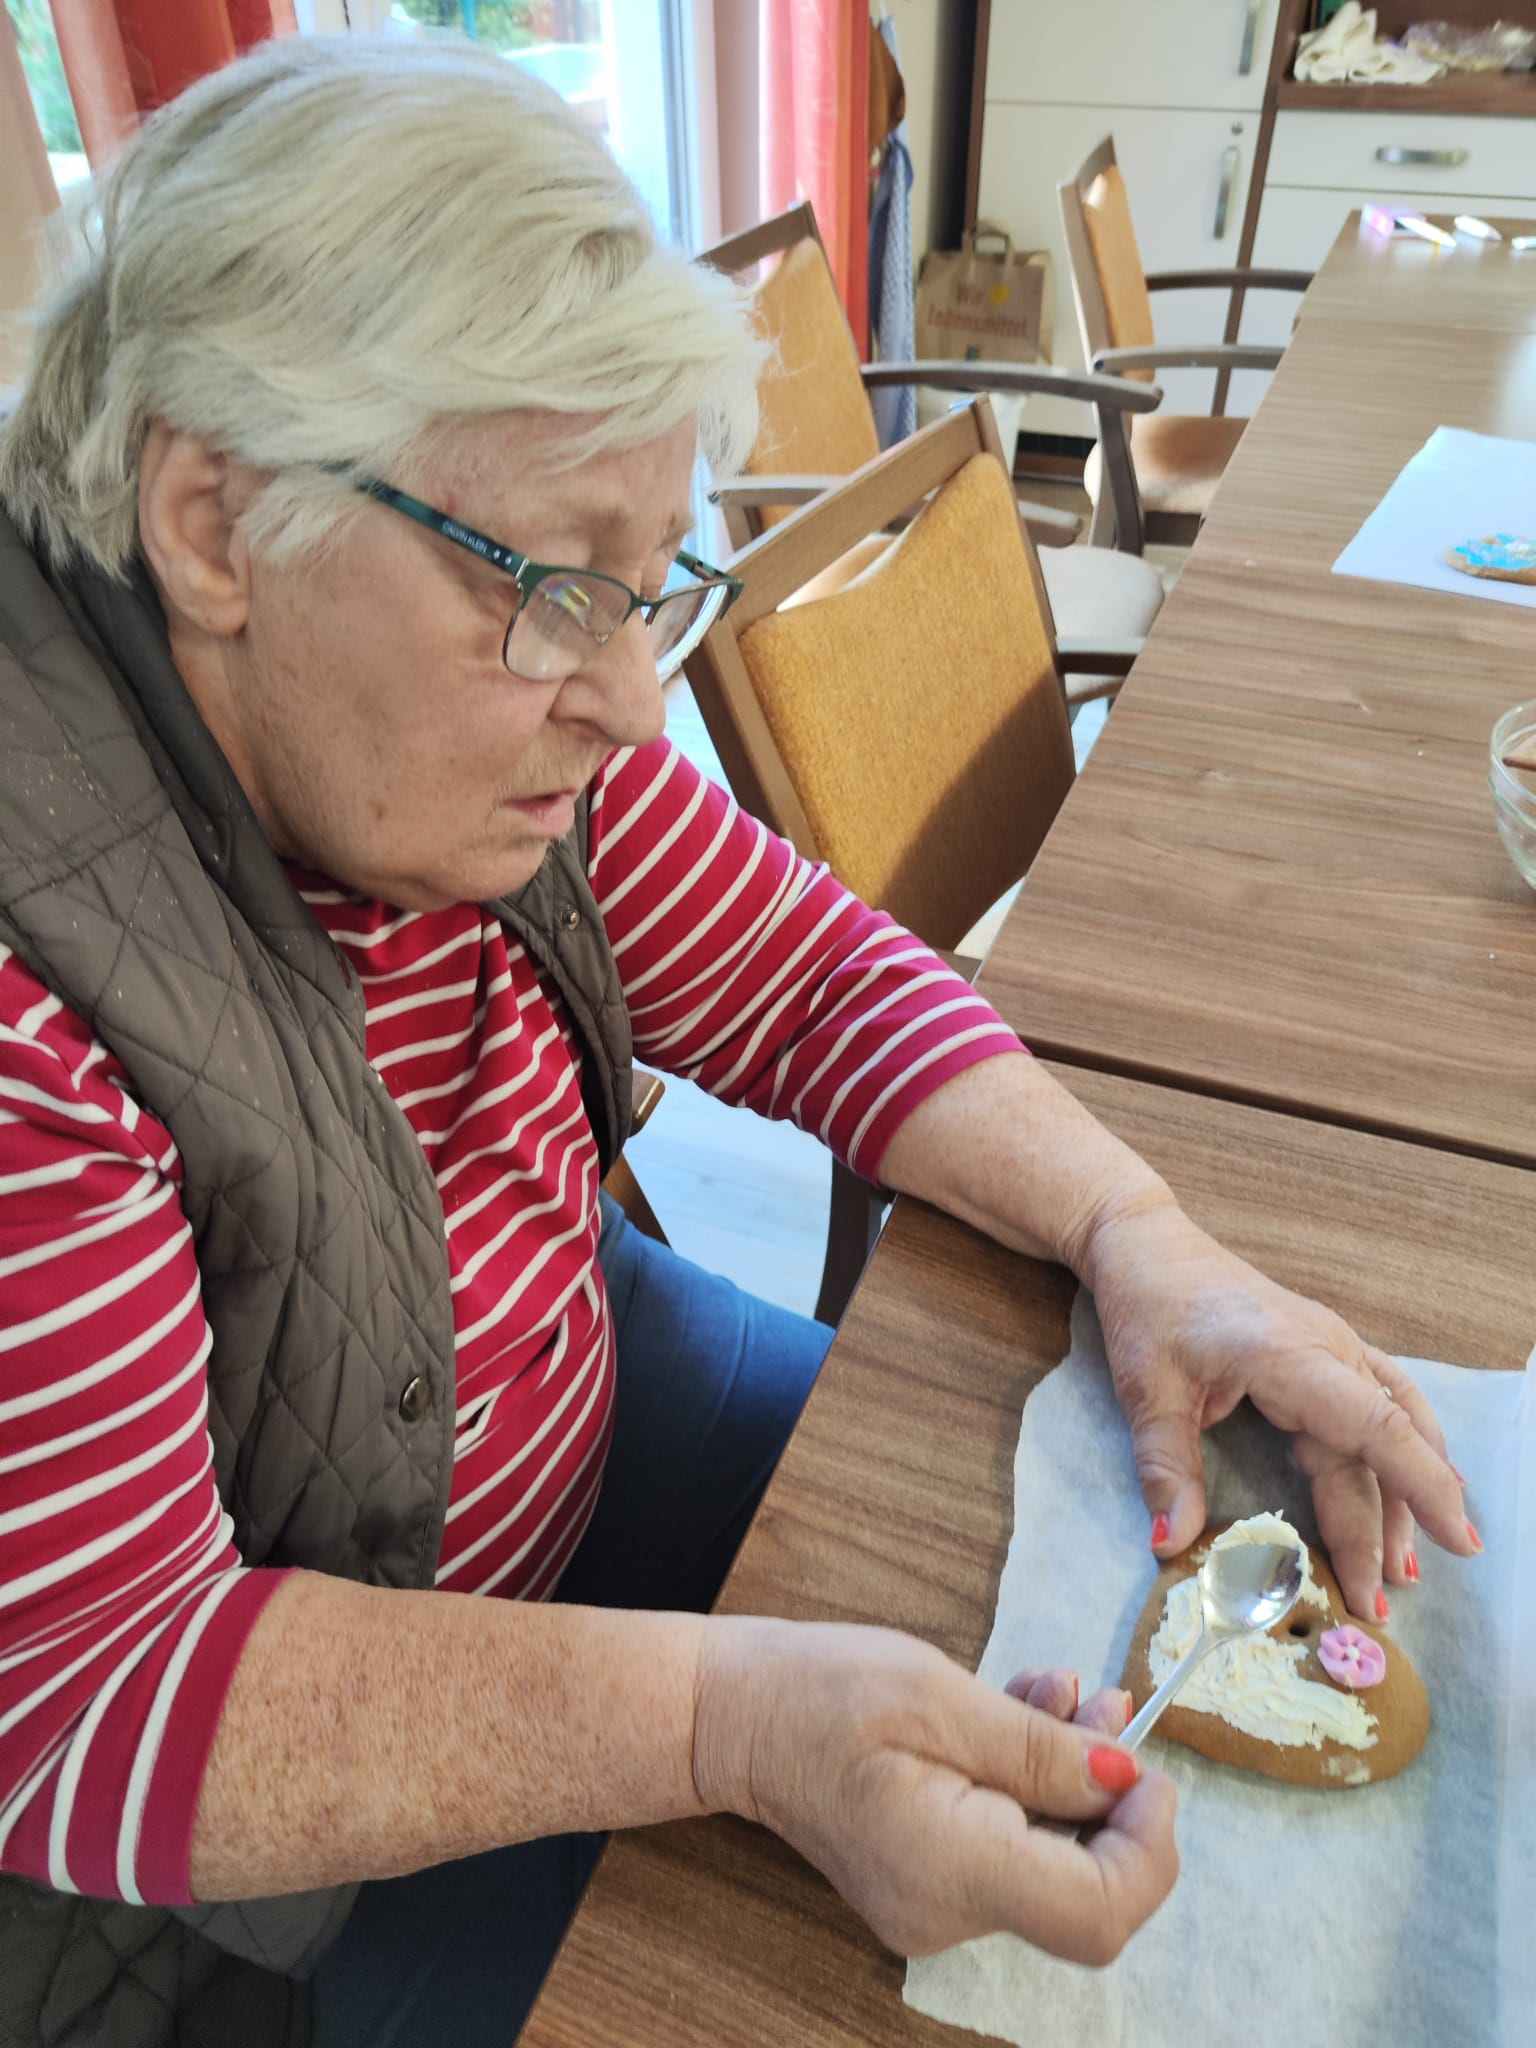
[309,1199,833,2047]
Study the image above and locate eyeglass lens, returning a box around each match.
[504,576,727,683]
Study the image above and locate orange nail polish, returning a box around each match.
[1466,1520,1484,1554]
[1405,1551,1420,1582]
[1375,1588,1390,1622]
[1123,1692,1135,1730]
[1088,1747,1139,1796]
[1150,1512,1170,1549]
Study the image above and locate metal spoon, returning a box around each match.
[1033,1537,1306,1840]
[1121,1537,1306,1752]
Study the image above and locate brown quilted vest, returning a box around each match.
[0,508,632,2047]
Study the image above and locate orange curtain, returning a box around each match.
[50,0,297,168]
[759,0,870,355]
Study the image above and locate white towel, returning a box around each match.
[1295,1,1445,84]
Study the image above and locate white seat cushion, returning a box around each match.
[1039,543,1164,642]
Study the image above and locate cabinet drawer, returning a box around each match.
[986,0,1278,114]
[1252,182,1528,277]
[1267,110,1536,200]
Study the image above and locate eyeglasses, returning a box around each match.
[351,476,742,685]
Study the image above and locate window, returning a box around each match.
[388,1,693,245]
[383,0,714,547]
[5,0,87,190]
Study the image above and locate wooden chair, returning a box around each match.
[701,204,1169,701]
[683,399,1105,1320]
[1059,135,1312,551]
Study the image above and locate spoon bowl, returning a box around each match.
[1122,1538,1305,1752]
[1199,1538,1306,1637]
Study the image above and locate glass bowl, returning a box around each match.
[1490,701,1536,892]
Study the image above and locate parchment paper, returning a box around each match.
[905,1293,1533,2048]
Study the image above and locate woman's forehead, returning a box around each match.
[430,414,696,548]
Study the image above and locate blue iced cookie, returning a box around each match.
[1446,533,1536,583]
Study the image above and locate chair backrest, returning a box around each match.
[1059,135,1156,380]
[701,205,880,535]
[683,402,1075,953]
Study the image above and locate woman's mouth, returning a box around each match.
[504,789,578,835]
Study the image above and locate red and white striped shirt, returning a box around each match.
[0,736,1023,1905]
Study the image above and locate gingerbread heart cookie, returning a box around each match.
[1121,1512,1429,1788]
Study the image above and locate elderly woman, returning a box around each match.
[0,34,1470,2048]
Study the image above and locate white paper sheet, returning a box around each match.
[1332,425,1536,609]
[904,1295,1533,2048]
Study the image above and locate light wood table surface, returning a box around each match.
[1290,211,1536,333]
[523,1066,1534,2047]
[980,235,1536,1168]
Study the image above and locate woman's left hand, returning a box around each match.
[1082,1199,1476,1621]
[1003,1667,1134,1735]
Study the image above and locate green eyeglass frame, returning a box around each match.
[350,475,742,683]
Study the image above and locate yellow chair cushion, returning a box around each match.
[748,239,880,522]
[1131,411,1247,515]
[1084,412,1248,521]
[1083,163,1156,378]
[736,454,1074,949]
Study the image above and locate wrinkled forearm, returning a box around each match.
[878,1053,1176,1279]
[189,1570,710,1899]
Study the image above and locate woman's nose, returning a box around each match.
[576,616,667,748]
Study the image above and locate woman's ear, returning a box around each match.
[137,420,253,638]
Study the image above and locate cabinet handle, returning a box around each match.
[1238,0,1262,76]
[1375,146,1469,168]
[1213,145,1239,239]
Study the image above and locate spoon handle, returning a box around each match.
[1121,1630,1216,1752]
[1031,1632,1227,1843]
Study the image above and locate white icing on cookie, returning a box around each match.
[1147,1511,1379,1752]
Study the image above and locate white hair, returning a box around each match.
[0,32,763,576]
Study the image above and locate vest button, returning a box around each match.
[398,1375,431,1423]
[559,906,580,931]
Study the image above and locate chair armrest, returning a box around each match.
[1063,671,1128,710]
[933,948,984,986]
[1093,343,1283,375]
[1017,498,1081,548]
[1056,639,1141,678]
[1144,267,1313,293]
[860,358,1164,415]
[709,475,838,510]
[631,1066,666,1134]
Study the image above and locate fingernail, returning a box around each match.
[1452,1465,1467,1485]
[1405,1551,1420,1582]
[1466,1520,1484,1554]
[1374,1588,1390,1622]
[1150,1512,1170,1549]
[1088,1746,1139,1796]
[1122,1691,1135,1730]
[1069,1674,1080,1712]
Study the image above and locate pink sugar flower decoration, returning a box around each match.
[1318,1624,1386,1690]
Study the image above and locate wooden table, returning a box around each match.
[524,1067,1535,2047]
[1290,212,1536,334]
[978,232,1536,1168]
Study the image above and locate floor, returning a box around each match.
[629,530,1186,1322]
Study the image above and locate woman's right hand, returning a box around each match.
[691,1618,1178,1964]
